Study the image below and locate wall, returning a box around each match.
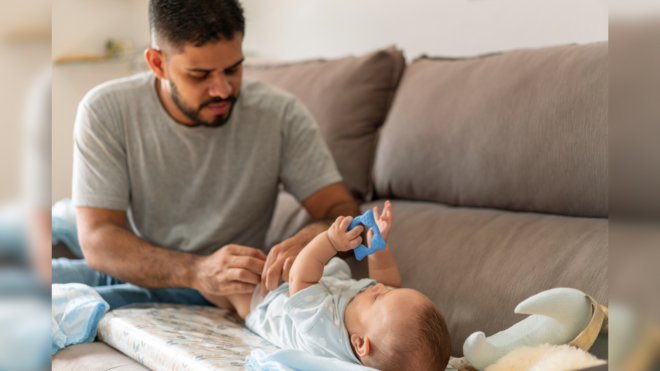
[0,0,51,203]
[241,0,608,62]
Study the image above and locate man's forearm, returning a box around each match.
[82,223,198,289]
[289,198,361,251]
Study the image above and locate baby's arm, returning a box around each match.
[289,216,364,296]
[366,201,401,288]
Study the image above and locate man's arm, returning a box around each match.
[261,182,360,296]
[289,217,363,296]
[77,207,267,296]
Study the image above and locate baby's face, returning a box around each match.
[344,283,431,341]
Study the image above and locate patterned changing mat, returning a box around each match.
[97,303,279,371]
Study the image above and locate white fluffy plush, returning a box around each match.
[484,344,606,371]
[464,288,594,370]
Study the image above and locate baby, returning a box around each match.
[223,201,451,371]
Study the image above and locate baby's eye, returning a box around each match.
[373,294,379,303]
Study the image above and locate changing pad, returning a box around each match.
[97,303,279,371]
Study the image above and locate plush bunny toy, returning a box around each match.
[463,288,606,371]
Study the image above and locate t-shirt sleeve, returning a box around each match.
[72,97,129,211]
[279,98,343,202]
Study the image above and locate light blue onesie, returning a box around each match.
[245,257,376,364]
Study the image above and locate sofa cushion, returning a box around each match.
[52,342,150,371]
[358,200,608,357]
[372,43,608,217]
[244,47,405,202]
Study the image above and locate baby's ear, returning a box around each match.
[351,334,371,357]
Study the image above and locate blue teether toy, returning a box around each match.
[347,210,387,261]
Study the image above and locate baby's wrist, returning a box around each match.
[323,231,341,253]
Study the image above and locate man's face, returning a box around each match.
[163,34,244,127]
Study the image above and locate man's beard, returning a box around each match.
[170,81,238,128]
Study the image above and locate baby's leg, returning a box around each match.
[201,292,252,319]
[226,293,253,319]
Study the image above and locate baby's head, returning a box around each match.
[345,283,451,371]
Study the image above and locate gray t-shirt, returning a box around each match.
[72,72,341,254]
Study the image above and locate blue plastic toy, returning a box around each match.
[347,210,387,261]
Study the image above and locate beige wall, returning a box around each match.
[241,0,608,62]
[0,0,51,203]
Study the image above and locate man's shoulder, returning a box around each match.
[81,72,154,110]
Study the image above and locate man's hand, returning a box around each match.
[327,216,364,252]
[193,244,267,296]
[260,232,310,297]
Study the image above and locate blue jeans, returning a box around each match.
[52,199,213,310]
[52,258,213,310]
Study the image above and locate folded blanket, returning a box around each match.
[52,283,109,354]
[51,198,83,258]
[245,349,379,371]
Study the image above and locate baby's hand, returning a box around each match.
[368,200,393,246]
[327,216,363,252]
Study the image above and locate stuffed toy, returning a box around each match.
[483,344,605,371]
[462,288,608,371]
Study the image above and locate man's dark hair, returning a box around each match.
[149,0,245,50]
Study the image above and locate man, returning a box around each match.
[52,0,359,309]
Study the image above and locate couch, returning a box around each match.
[52,42,608,371]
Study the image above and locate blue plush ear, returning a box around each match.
[347,210,387,261]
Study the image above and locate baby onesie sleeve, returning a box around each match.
[284,284,333,334]
[283,284,348,359]
[321,257,352,280]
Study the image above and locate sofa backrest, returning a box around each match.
[372,43,608,218]
[244,47,405,203]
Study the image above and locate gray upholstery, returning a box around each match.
[373,43,608,218]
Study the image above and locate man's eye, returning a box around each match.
[226,68,238,75]
[191,73,209,80]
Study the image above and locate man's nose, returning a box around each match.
[208,74,232,98]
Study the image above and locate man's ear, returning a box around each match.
[350,334,371,357]
[144,48,167,80]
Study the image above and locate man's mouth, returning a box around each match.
[206,101,232,115]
